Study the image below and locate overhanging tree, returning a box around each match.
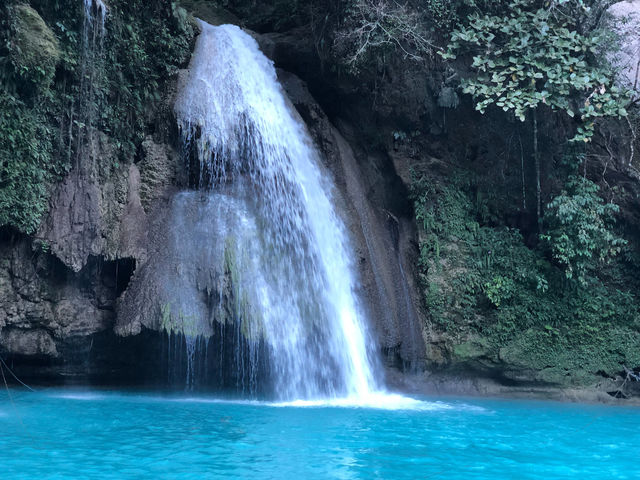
[441,0,630,231]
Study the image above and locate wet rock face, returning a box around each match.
[0,23,183,378]
[38,132,126,272]
[37,132,179,273]
[1,329,58,357]
[609,1,640,95]
[0,231,119,359]
[0,90,183,380]
[115,191,225,338]
[0,229,167,384]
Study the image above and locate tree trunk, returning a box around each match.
[533,109,541,234]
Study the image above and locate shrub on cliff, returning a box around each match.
[541,175,626,285]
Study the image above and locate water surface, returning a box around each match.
[1,389,638,479]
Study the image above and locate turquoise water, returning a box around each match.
[0,389,638,479]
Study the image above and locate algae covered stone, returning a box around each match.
[8,4,61,87]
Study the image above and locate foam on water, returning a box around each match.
[269,393,457,411]
[44,389,466,412]
[163,394,445,411]
[166,396,457,412]
[50,392,107,401]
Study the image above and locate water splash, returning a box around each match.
[173,22,380,400]
[270,393,454,411]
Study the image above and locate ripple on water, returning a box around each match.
[1,388,638,480]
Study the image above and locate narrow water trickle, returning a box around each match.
[76,0,107,161]
[83,0,107,33]
[171,21,382,401]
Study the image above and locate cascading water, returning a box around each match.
[76,0,107,161]
[83,0,107,33]
[172,21,381,400]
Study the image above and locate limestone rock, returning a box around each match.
[138,137,180,208]
[0,235,116,358]
[609,1,640,94]
[38,133,124,272]
[0,328,58,357]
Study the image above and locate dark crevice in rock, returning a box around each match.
[607,390,628,399]
[99,257,136,297]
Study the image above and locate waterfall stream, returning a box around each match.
[77,0,107,162]
[172,21,381,400]
[83,0,107,32]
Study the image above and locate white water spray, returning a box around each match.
[174,22,382,400]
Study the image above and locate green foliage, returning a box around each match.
[0,92,58,233]
[541,175,626,285]
[484,275,515,308]
[424,0,460,30]
[412,173,552,333]
[442,0,629,142]
[425,0,501,33]
[0,4,66,233]
[411,172,639,381]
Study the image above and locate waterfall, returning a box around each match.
[172,22,380,400]
[71,0,107,166]
[83,0,107,34]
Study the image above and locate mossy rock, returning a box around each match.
[159,302,206,338]
[223,236,265,340]
[499,327,640,386]
[453,336,492,361]
[8,4,60,87]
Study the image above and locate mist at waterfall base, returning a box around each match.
[1,389,639,480]
[151,21,383,402]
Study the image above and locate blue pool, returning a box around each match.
[0,389,638,479]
